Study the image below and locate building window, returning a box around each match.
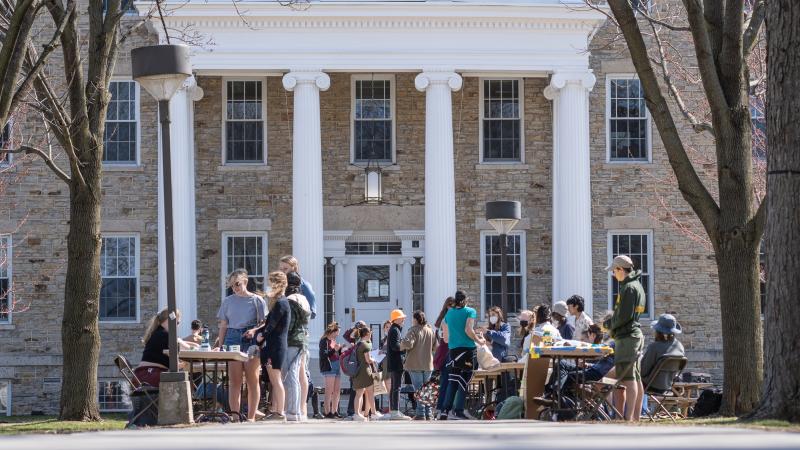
[104,81,139,165]
[0,122,11,166]
[102,0,137,14]
[0,380,10,416]
[412,257,424,313]
[100,235,139,322]
[352,77,394,163]
[222,233,267,298]
[345,242,401,255]
[751,98,766,160]
[98,380,131,412]
[608,231,654,318]
[0,235,10,323]
[481,232,525,314]
[481,79,522,162]
[607,76,650,162]
[324,257,335,327]
[224,80,265,164]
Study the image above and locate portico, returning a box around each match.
[146,0,605,347]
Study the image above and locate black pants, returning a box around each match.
[347,378,355,416]
[389,370,403,411]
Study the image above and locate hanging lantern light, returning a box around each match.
[364,159,382,204]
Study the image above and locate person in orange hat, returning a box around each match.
[379,309,411,420]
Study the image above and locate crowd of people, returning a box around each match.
[132,253,687,423]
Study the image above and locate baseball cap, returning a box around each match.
[605,255,634,272]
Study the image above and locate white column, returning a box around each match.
[544,70,595,316]
[400,257,414,313]
[158,77,203,336]
[332,257,347,322]
[415,70,462,318]
[283,70,330,347]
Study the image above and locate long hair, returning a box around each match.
[453,290,469,308]
[323,321,340,339]
[534,303,551,325]
[413,310,427,327]
[142,308,179,344]
[435,296,455,329]
[487,306,505,330]
[280,255,300,273]
[267,271,288,310]
[227,268,249,290]
[285,271,302,296]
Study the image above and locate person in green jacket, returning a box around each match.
[603,255,646,422]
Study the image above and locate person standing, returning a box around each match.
[551,301,575,341]
[603,255,646,422]
[216,269,267,422]
[381,309,411,420]
[441,290,485,420]
[319,322,343,418]
[255,271,291,421]
[351,327,378,422]
[566,295,594,343]
[400,310,436,420]
[283,271,311,421]
[279,255,317,319]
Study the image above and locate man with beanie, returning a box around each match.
[603,254,646,421]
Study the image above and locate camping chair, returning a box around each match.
[642,355,688,423]
[579,351,642,421]
[114,354,159,427]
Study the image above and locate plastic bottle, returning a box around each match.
[201,324,210,347]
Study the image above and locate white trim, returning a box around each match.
[221,77,269,165]
[350,74,397,164]
[606,229,655,319]
[479,230,527,317]
[220,231,269,302]
[103,79,142,167]
[605,74,652,164]
[99,233,141,324]
[0,234,10,324]
[0,379,10,416]
[478,77,525,164]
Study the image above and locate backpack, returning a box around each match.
[692,388,722,417]
[341,342,362,378]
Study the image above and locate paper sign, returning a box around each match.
[367,280,380,297]
[379,283,389,297]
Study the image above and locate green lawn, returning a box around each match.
[0,414,128,435]
[635,416,800,432]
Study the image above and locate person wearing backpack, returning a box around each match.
[351,327,378,421]
[283,271,311,422]
[342,321,367,418]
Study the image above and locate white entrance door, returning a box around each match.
[343,256,400,344]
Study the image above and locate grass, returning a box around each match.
[679,416,800,432]
[0,414,128,436]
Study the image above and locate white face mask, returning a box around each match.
[489,316,498,325]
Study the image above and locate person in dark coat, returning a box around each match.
[380,309,411,420]
[255,271,291,421]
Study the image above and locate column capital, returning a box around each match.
[543,70,596,100]
[399,257,416,266]
[282,70,331,92]
[331,257,348,266]
[414,70,463,92]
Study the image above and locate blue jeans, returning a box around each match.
[409,370,432,417]
[282,346,306,418]
[437,363,465,412]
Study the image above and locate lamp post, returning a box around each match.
[131,44,193,425]
[486,201,521,315]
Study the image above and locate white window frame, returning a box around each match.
[605,74,652,164]
[221,77,268,166]
[350,74,397,165]
[479,230,527,317]
[479,77,525,164]
[606,230,655,320]
[220,231,269,302]
[99,233,141,324]
[103,79,141,167]
[0,380,11,416]
[0,120,13,168]
[97,379,131,412]
[0,234,11,324]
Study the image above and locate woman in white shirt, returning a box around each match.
[522,303,562,352]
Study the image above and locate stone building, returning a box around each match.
[0,0,724,415]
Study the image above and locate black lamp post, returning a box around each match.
[486,201,521,314]
[131,44,192,424]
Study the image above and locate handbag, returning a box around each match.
[373,372,388,396]
[414,378,439,407]
[433,338,449,370]
[476,344,501,370]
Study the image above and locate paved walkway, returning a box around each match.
[3,421,800,450]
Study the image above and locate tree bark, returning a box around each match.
[750,0,800,423]
[59,176,102,421]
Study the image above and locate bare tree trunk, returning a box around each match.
[751,0,800,423]
[59,179,102,421]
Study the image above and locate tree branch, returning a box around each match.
[742,0,765,57]
[9,145,70,183]
[608,0,721,239]
[718,0,745,106]
[749,194,767,240]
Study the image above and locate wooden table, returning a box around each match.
[473,362,526,410]
[167,350,249,422]
[669,382,714,417]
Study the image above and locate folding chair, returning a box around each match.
[114,354,159,427]
[642,355,688,423]
[579,351,641,421]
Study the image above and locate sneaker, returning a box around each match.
[437,412,448,421]
[263,412,287,422]
[447,411,463,420]
[333,412,343,419]
[324,413,335,419]
[285,413,302,422]
[313,413,325,419]
[389,411,412,421]
[352,414,368,422]
[372,411,385,420]
[460,410,476,420]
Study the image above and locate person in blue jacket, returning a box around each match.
[483,306,512,362]
[279,255,317,319]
